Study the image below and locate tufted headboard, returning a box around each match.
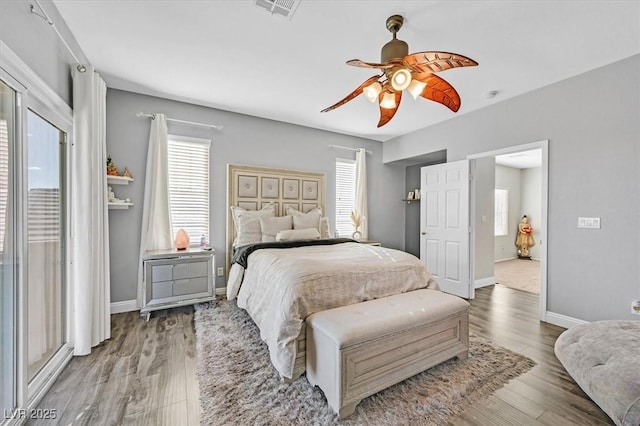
[226,164,326,271]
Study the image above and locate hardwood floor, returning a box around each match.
[31,285,613,425]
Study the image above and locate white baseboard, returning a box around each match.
[110,299,138,314]
[215,287,226,297]
[545,311,589,329]
[494,257,517,263]
[474,277,496,289]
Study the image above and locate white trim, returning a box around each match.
[468,140,549,322]
[545,311,589,329]
[215,287,226,297]
[0,41,72,128]
[494,257,518,263]
[474,277,496,289]
[110,300,139,314]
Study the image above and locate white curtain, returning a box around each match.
[355,148,368,240]
[71,65,110,356]
[137,114,173,301]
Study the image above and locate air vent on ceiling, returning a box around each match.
[253,0,300,19]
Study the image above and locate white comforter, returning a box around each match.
[234,242,440,380]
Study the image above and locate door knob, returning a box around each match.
[421,231,427,235]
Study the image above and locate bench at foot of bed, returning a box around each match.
[306,289,469,419]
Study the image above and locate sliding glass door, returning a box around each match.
[2,43,73,423]
[0,77,17,420]
[26,110,66,382]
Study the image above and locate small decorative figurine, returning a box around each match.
[106,156,119,176]
[107,186,115,201]
[516,215,535,258]
[174,228,190,250]
[122,167,132,178]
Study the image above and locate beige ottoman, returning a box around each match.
[306,289,469,418]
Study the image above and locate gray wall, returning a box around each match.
[495,165,522,261]
[473,157,495,281]
[521,167,542,260]
[0,0,88,106]
[106,89,405,303]
[384,54,640,321]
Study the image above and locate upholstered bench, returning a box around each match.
[306,289,469,418]
[555,320,640,426]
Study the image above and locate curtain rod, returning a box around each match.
[136,112,223,131]
[329,144,372,155]
[31,1,86,73]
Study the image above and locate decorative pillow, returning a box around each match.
[230,204,275,232]
[232,204,276,247]
[320,216,331,238]
[260,216,293,242]
[275,228,321,242]
[286,206,322,231]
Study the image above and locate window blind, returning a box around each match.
[335,158,356,237]
[167,136,210,244]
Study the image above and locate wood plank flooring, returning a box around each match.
[31,285,614,425]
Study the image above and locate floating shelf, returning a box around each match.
[107,175,134,185]
[108,202,134,210]
[402,199,420,204]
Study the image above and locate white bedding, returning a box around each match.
[233,242,440,380]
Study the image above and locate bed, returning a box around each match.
[226,164,440,381]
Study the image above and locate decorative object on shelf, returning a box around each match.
[350,211,363,241]
[515,215,535,259]
[175,228,191,250]
[106,155,119,176]
[320,14,478,127]
[406,191,415,200]
[122,167,133,178]
[414,189,421,200]
[107,186,115,202]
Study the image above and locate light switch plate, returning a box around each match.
[217,267,224,277]
[578,217,601,229]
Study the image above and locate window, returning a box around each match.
[335,158,356,237]
[494,189,509,236]
[167,135,210,244]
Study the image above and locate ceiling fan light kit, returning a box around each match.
[321,14,478,127]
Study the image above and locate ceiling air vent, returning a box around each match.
[253,0,300,19]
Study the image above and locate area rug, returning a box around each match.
[195,301,535,425]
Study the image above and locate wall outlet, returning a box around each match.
[632,299,640,316]
[577,217,601,229]
[216,267,224,277]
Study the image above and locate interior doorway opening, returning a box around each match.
[469,140,548,321]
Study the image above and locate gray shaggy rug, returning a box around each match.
[195,300,535,425]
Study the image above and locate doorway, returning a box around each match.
[469,140,549,321]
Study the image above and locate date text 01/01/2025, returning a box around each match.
[4,408,57,420]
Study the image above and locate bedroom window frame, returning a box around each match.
[167,134,211,246]
[494,188,509,236]
[335,158,356,238]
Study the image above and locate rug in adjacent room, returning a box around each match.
[195,301,535,425]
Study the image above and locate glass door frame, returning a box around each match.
[1,41,74,423]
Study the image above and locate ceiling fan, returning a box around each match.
[321,15,478,127]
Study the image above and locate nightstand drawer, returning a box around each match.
[173,277,208,296]
[173,260,209,279]
[152,280,173,300]
[152,264,173,282]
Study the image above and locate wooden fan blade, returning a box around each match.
[377,90,402,127]
[413,73,461,112]
[404,51,478,73]
[321,75,382,113]
[346,59,394,69]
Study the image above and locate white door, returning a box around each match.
[420,160,470,298]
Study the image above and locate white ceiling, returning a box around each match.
[52,1,640,142]
[495,149,541,169]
